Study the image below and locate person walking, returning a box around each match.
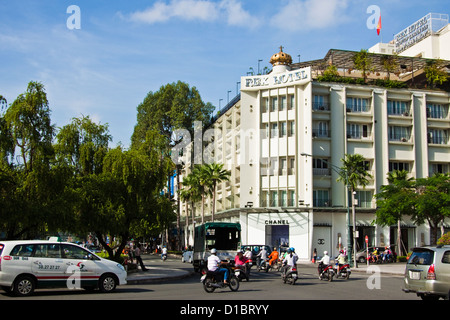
[135,243,148,271]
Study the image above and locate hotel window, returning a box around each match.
[263,123,269,138]
[280,97,287,111]
[288,121,295,136]
[313,189,330,207]
[271,123,278,137]
[314,121,329,138]
[427,103,448,119]
[289,95,295,110]
[280,122,287,137]
[280,190,287,207]
[389,126,410,142]
[271,97,278,112]
[354,190,373,208]
[429,163,449,175]
[389,161,410,172]
[261,191,269,207]
[388,100,410,115]
[289,157,295,175]
[346,97,369,112]
[279,158,287,175]
[313,158,330,175]
[347,123,369,139]
[313,95,328,111]
[270,191,278,207]
[261,98,269,113]
[428,129,448,145]
[288,190,295,207]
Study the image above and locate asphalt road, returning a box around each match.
[0,258,417,301]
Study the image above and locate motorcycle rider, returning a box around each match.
[256,246,268,268]
[318,250,330,275]
[268,247,279,267]
[161,246,168,260]
[336,250,346,275]
[207,248,229,284]
[234,250,250,278]
[281,247,298,276]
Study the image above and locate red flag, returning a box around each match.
[377,15,382,35]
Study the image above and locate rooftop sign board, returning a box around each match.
[241,67,311,91]
[394,13,449,54]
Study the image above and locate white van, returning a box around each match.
[0,240,127,296]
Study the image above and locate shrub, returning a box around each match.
[437,232,450,245]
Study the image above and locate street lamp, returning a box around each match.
[300,153,355,267]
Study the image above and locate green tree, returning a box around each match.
[55,115,111,176]
[203,163,231,222]
[179,173,202,246]
[414,173,450,245]
[352,49,373,83]
[131,81,215,148]
[424,59,448,88]
[337,153,373,266]
[0,82,69,239]
[375,170,416,256]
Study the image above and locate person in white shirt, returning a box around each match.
[318,251,330,275]
[207,248,229,284]
[256,246,268,267]
[281,248,298,276]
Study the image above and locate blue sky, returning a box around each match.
[1,0,449,148]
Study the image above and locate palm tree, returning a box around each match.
[337,154,373,267]
[191,165,212,224]
[204,163,231,222]
[179,173,202,247]
[375,170,415,257]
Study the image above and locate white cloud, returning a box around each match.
[129,0,219,24]
[219,0,261,28]
[270,0,350,31]
[127,0,260,27]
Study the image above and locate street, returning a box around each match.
[0,255,417,301]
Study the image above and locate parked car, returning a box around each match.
[181,250,193,263]
[0,240,127,296]
[403,245,450,300]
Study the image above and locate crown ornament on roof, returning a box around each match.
[270,46,293,66]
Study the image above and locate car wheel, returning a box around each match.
[13,275,35,297]
[98,274,117,293]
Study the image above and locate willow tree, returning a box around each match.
[0,81,67,239]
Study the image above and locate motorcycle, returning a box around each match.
[333,261,351,280]
[281,264,298,285]
[318,262,334,281]
[201,264,240,293]
[256,258,270,272]
[232,261,250,282]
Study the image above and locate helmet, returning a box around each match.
[324,251,328,255]
[211,248,217,254]
[290,247,295,252]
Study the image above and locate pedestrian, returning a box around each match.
[135,243,148,271]
[313,248,317,263]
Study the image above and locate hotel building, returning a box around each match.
[178,15,450,261]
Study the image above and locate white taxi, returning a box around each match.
[0,240,127,296]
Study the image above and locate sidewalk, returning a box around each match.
[125,254,195,284]
[125,254,406,285]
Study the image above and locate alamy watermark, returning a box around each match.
[366,5,380,30]
[66,5,81,30]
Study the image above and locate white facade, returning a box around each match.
[179,47,450,261]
